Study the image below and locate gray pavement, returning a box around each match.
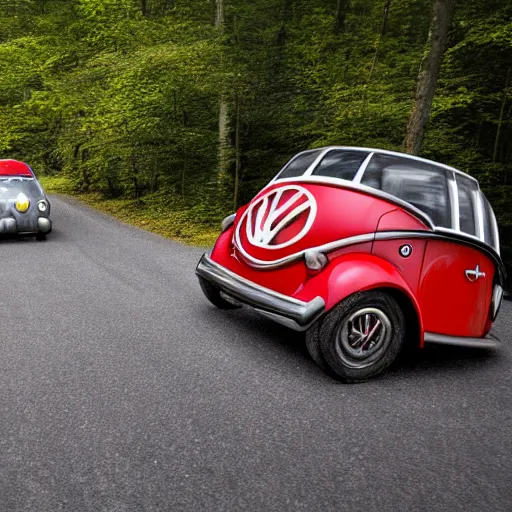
[0,195,511,511]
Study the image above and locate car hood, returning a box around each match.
[0,182,45,215]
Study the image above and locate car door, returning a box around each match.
[417,240,494,337]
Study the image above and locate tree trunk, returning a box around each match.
[233,93,241,211]
[215,0,230,188]
[334,0,350,34]
[493,68,511,163]
[404,0,455,155]
[141,0,147,16]
[182,154,188,201]
[215,0,224,26]
[367,0,393,85]
[380,0,392,37]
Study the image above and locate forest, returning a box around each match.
[0,0,511,279]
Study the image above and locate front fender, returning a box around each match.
[296,253,424,344]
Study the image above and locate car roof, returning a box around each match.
[302,146,479,185]
[271,146,500,257]
[0,159,33,177]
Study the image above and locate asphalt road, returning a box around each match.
[1,195,511,512]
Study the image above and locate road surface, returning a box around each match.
[1,195,511,511]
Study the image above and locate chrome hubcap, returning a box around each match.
[336,307,392,369]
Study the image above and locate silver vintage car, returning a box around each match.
[0,159,52,240]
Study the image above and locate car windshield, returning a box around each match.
[0,177,42,197]
[273,147,499,252]
[310,150,371,181]
[276,150,322,179]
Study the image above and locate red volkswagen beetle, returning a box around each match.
[196,147,506,382]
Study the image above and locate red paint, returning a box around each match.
[372,239,427,296]
[211,229,309,297]
[0,160,33,177]
[376,208,430,232]
[235,182,396,266]
[418,241,494,337]
[209,179,501,347]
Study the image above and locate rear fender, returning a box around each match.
[297,253,425,347]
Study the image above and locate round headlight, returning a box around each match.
[15,193,30,213]
[38,200,47,212]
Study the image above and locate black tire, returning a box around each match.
[316,290,406,383]
[305,321,332,373]
[198,276,241,310]
[35,233,47,241]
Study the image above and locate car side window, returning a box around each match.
[456,174,477,237]
[310,150,370,181]
[361,154,452,228]
[276,150,321,179]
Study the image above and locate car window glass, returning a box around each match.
[310,150,370,180]
[455,174,477,236]
[361,154,452,228]
[276,150,321,179]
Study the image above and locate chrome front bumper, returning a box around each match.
[0,216,51,234]
[196,253,325,331]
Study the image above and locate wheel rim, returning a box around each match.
[335,307,393,369]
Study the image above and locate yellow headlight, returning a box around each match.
[15,193,30,213]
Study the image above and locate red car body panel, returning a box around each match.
[371,238,428,297]
[211,182,498,343]
[211,228,309,297]
[293,251,423,322]
[418,241,495,337]
[235,182,399,267]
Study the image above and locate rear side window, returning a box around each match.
[361,154,452,228]
[310,150,370,181]
[456,174,478,236]
[276,150,321,179]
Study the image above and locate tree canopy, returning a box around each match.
[0,0,511,274]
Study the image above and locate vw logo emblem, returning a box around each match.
[238,185,317,250]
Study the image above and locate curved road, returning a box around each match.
[1,196,511,511]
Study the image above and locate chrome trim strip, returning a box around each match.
[471,189,480,241]
[476,191,485,241]
[253,309,311,332]
[374,229,506,283]
[196,253,325,329]
[221,213,236,233]
[490,206,501,255]
[233,232,376,269]
[352,152,375,184]
[435,226,489,247]
[231,227,504,280]
[295,146,480,184]
[424,331,500,349]
[448,172,460,231]
[272,146,479,184]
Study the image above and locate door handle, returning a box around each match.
[465,265,485,282]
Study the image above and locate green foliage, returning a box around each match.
[0,0,511,278]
